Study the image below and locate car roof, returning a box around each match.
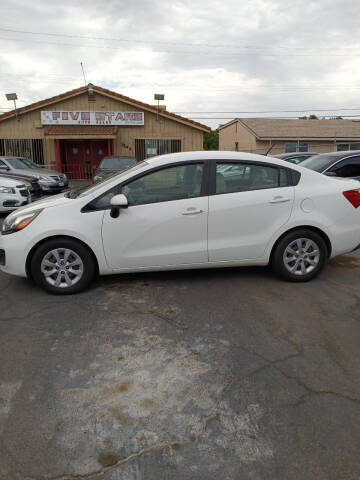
[315,150,360,158]
[273,153,317,159]
[146,150,303,170]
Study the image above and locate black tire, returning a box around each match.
[271,229,327,282]
[30,237,96,294]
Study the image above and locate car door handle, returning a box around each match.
[269,196,291,204]
[182,208,203,215]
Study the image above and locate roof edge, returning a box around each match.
[0,84,210,133]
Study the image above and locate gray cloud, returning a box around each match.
[0,0,359,128]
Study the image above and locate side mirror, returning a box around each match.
[0,165,10,171]
[110,194,128,218]
[324,171,337,177]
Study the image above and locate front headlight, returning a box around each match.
[2,209,42,235]
[38,175,50,181]
[0,186,15,194]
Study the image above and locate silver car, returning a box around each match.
[0,156,68,193]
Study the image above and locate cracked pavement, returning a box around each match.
[1,243,360,479]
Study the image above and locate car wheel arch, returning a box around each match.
[25,235,99,279]
[269,225,332,264]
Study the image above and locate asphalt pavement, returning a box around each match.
[0,248,360,479]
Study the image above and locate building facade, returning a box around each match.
[0,84,210,179]
[219,118,360,156]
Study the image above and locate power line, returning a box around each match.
[0,26,359,52]
[0,34,359,57]
[175,108,360,114]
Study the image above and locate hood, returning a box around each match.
[21,168,61,177]
[12,192,71,215]
[0,176,27,187]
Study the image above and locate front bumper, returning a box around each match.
[40,181,69,192]
[0,230,29,277]
[0,191,30,212]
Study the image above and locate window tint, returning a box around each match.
[330,156,360,177]
[99,157,136,169]
[301,154,336,172]
[216,163,288,194]
[121,163,204,206]
[286,156,309,164]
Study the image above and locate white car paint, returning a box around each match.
[1,150,360,280]
[0,176,31,213]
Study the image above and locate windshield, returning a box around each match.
[99,156,136,170]
[300,154,338,172]
[66,160,148,199]
[6,157,35,169]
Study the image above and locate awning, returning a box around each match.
[44,125,118,138]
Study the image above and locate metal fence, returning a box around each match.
[135,139,181,161]
[0,139,44,165]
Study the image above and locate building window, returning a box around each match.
[235,142,239,151]
[285,143,308,153]
[336,142,360,152]
[0,138,44,165]
[135,139,181,161]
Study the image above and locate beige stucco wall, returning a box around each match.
[0,91,205,167]
[219,122,338,156]
[256,140,336,156]
[219,121,256,152]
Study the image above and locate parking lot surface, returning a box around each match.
[0,248,360,479]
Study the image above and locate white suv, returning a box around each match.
[0,176,31,213]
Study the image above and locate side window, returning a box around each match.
[0,160,7,168]
[121,163,204,206]
[216,163,289,194]
[330,157,360,178]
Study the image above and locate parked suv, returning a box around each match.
[0,176,31,213]
[93,156,137,183]
[0,156,68,193]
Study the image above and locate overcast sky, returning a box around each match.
[0,0,359,128]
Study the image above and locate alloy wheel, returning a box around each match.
[40,248,84,288]
[283,238,320,276]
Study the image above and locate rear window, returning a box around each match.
[301,154,338,172]
[99,157,136,170]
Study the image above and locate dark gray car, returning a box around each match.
[0,156,68,193]
[93,156,137,183]
[300,150,360,181]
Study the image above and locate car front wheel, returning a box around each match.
[31,238,96,294]
[271,230,327,282]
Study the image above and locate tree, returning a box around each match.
[299,114,319,120]
[204,129,219,150]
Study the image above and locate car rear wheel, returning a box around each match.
[271,229,327,282]
[31,238,96,294]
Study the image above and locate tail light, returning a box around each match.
[343,189,360,208]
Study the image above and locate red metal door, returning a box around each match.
[64,141,87,179]
[90,141,108,169]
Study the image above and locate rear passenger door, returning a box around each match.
[208,161,295,262]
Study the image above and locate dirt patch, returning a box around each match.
[98,451,119,467]
[103,378,134,399]
[329,255,360,269]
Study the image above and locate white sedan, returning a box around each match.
[1,151,360,294]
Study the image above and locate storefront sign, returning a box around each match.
[41,111,144,126]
